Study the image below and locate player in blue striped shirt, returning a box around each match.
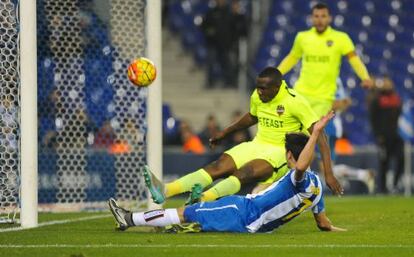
[109,111,345,233]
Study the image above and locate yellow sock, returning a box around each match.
[201,176,241,202]
[201,190,219,202]
[165,169,212,197]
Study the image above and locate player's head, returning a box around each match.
[311,2,331,33]
[256,67,283,103]
[285,132,309,163]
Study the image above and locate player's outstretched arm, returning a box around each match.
[277,53,300,75]
[209,112,257,147]
[308,117,344,196]
[346,51,374,89]
[295,111,335,181]
[317,130,343,195]
[313,212,347,232]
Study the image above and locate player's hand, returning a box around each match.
[325,174,344,196]
[313,111,335,132]
[209,131,226,148]
[361,79,374,89]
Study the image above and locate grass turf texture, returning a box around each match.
[0,196,413,257]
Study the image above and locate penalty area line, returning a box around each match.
[0,244,413,249]
[0,214,111,233]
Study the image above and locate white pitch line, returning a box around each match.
[0,214,111,233]
[0,244,413,249]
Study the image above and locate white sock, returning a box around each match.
[132,209,180,227]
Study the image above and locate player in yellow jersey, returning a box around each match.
[277,2,374,118]
[143,67,343,205]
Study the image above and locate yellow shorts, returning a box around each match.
[224,139,289,184]
[302,95,333,118]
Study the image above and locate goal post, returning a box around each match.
[146,0,163,210]
[0,0,162,227]
[20,0,38,228]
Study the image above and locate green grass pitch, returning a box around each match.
[1,196,413,257]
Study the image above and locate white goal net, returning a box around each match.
[0,0,20,223]
[1,0,153,223]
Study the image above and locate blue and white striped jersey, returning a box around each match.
[245,169,324,233]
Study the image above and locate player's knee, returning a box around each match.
[234,166,273,184]
[204,156,235,179]
[233,168,255,184]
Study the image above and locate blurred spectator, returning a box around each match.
[181,121,206,154]
[368,77,404,194]
[224,110,251,149]
[162,104,181,146]
[79,0,110,54]
[74,108,96,149]
[93,120,116,150]
[199,114,221,147]
[334,134,354,155]
[162,0,171,27]
[39,88,58,149]
[0,95,18,152]
[108,118,143,155]
[229,0,249,85]
[124,118,145,148]
[201,0,235,88]
[230,0,248,43]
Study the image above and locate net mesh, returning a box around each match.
[37,0,148,209]
[109,0,148,201]
[0,0,149,220]
[0,0,19,223]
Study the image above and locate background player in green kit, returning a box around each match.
[144,67,343,204]
[277,2,374,118]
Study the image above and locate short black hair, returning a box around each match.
[311,2,330,14]
[258,67,282,87]
[285,132,309,160]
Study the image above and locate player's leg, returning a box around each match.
[183,195,249,232]
[165,153,236,194]
[201,159,273,201]
[201,144,287,201]
[378,141,391,194]
[234,159,275,183]
[108,197,188,231]
[144,153,237,203]
[332,164,375,194]
[392,136,405,191]
[108,198,134,231]
[251,163,289,193]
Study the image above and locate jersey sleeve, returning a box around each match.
[340,33,355,56]
[290,93,319,130]
[250,90,259,116]
[289,33,303,58]
[312,195,325,214]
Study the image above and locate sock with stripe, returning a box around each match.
[132,209,180,227]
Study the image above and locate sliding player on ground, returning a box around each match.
[143,67,342,206]
[109,111,345,233]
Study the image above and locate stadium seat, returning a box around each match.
[164,0,414,146]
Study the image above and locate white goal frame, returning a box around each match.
[20,0,38,229]
[18,0,162,228]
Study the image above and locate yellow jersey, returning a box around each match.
[250,81,318,145]
[290,26,355,101]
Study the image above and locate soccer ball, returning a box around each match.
[127,57,157,87]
